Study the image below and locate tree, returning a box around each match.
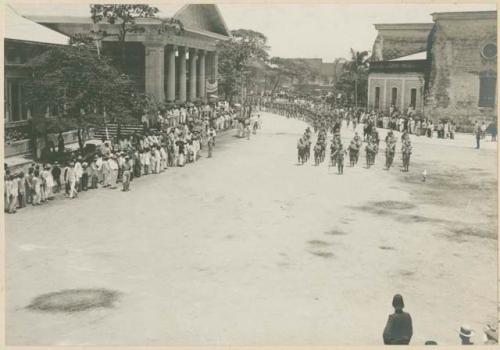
[267,57,318,93]
[24,45,138,151]
[217,29,270,103]
[90,4,183,68]
[343,49,370,107]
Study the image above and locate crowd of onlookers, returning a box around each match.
[256,97,497,141]
[4,100,261,214]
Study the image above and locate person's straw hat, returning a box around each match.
[457,325,475,338]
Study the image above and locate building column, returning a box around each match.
[144,42,165,102]
[166,45,176,102]
[198,50,206,101]
[382,79,388,112]
[178,46,187,103]
[189,49,198,101]
[213,51,219,81]
[401,78,406,112]
[367,77,372,110]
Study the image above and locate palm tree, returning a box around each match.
[347,49,370,107]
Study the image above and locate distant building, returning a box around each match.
[4,4,70,164]
[367,11,497,129]
[4,4,69,127]
[282,58,345,87]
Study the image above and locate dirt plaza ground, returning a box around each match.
[5,112,497,346]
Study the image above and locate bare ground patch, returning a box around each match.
[308,240,332,247]
[370,200,416,210]
[309,251,334,258]
[324,229,347,236]
[27,288,120,313]
[394,213,447,224]
[447,224,497,241]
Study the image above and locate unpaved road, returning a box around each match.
[5,112,497,346]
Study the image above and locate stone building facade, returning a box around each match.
[367,11,497,128]
[371,23,433,61]
[424,11,497,127]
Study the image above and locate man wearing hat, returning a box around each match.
[383,294,413,345]
[101,155,110,188]
[51,161,61,193]
[81,162,89,191]
[458,325,475,345]
[89,156,99,189]
[108,154,119,189]
[67,161,78,199]
[121,155,132,192]
[74,155,83,192]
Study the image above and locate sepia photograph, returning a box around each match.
[2,0,498,346]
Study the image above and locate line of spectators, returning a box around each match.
[4,100,257,214]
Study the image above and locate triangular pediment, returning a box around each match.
[174,4,230,37]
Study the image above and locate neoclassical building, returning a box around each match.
[28,4,231,103]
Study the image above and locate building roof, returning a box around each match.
[390,51,427,61]
[369,60,428,74]
[373,23,434,31]
[5,4,69,45]
[432,11,497,21]
[22,4,231,40]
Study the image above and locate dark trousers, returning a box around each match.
[54,179,62,193]
[90,175,98,189]
[18,193,26,208]
[476,135,481,149]
[81,174,88,191]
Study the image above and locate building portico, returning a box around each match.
[28,4,231,103]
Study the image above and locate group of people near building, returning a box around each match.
[4,100,260,214]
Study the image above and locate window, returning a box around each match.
[410,89,417,108]
[5,80,28,122]
[391,87,398,106]
[479,74,496,107]
[374,87,380,109]
[481,43,497,59]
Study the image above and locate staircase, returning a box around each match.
[93,123,158,140]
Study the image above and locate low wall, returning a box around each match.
[4,130,84,158]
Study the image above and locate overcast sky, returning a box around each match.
[8,2,497,61]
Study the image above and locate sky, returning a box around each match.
[7,1,497,61]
